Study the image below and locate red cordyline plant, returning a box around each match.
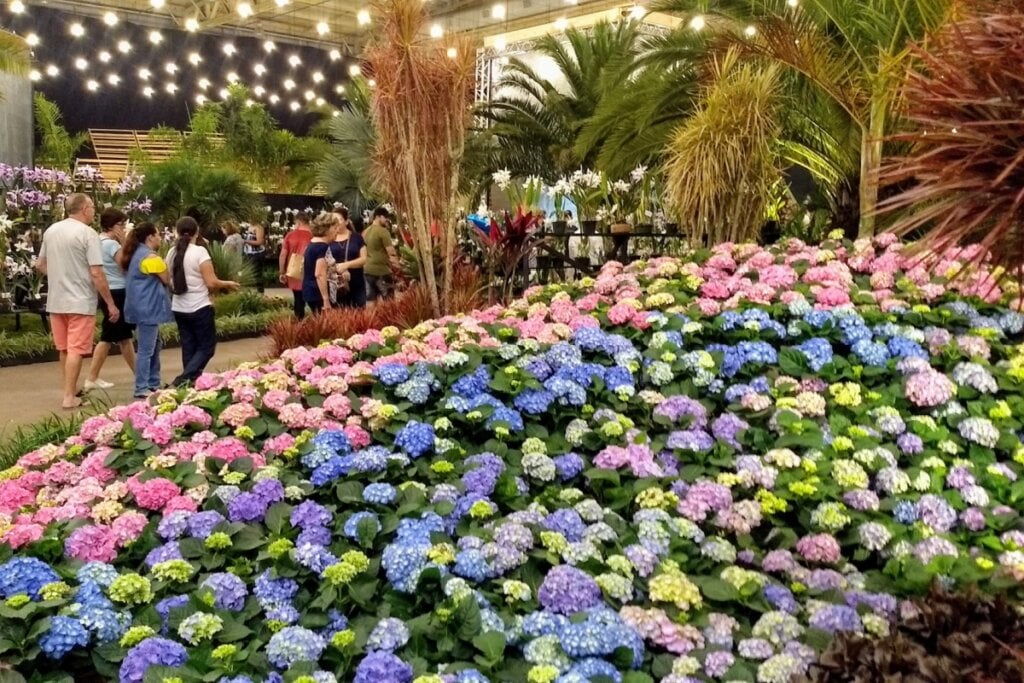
[878,0,1024,279]
[474,209,544,303]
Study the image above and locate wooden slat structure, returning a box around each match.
[74,129,224,185]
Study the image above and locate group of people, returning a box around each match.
[277,205,398,318]
[37,193,239,409]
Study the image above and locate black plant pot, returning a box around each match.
[665,222,680,235]
[581,220,598,235]
[552,220,568,235]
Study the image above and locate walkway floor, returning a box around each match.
[0,336,273,437]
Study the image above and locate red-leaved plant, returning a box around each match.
[474,209,545,303]
[878,1,1024,278]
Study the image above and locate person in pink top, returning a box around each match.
[278,211,314,319]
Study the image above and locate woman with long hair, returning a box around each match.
[165,217,240,387]
[330,206,368,308]
[278,210,313,318]
[120,222,173,398]
[85,207,136,390]
[301,212,340,315]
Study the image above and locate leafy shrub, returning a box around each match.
[206,242,256,288]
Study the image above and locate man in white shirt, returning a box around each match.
[36,193,119,409]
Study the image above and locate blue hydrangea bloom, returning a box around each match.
[39,615,90,659]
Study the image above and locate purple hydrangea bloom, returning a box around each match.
[187,511,226,539]
[543,509,587,542]
[297,526,332,547]
[227,492,268,523]
[154,595,189,633]
[201,573,248,611]
[144,542,182,568]
[119,637,188,683]
[290,501,332,530]
[265,626,326,669]
[252,478,285,506]
[354,651,413,683]
[538,565,603,615]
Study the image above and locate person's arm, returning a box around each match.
[90,266,120,322]
[315,257,331,308]
[336,245,368,272]
[198,260,240,292]
[381,230,400,269]
[278,235,290,284]
[35,238,47,274]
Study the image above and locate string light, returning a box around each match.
[275,0,289,6]
[218,87,229,98]
[689,15,705,30]
[316,20,329,35]
[9,0,25,14]
[334,84,345,94]
[329,49,341,61]
[118,39,132,53]
[143,86,155,97]
[263,40,276,52]
[138,68,151,80]
[74,57,88,70]
[29,69,41,81]
[316,97,325,106]
[786,0,798,6]
[283,78,296,90]
[254,63,266,75]
[430,23,443,38]
[554,17,568,31]
[332,110,340,117]
[348,64,361,76]
[165,82,178,94]
[86,79,99,91]
[227,71,239,83]
[69,23,85,37]
[185,17,199,31]
[149,30,163,44]
[357,9,371,25]
[103,11,118,25]
[150,0,165,8]
[25,33,39,46]
[107,73,120,85]
[195,94,207,104]
[629,4,645,20]
[312,71,324,83]
[99,51,112,63]
[269,94,280,103]
[446,46,457,58]
[198,77,210,89]
[288,54,301,67]
[289,101,300,111]
[189,52,202,65]
[303,89,314,101]
[367,78,376,87]
[254,85,266,96]
[165,62,178,74]
[744,25,757,37]
[491,3,505,19]
[223,42,237,56]
[45,64,59,77]
[237,2,254,18]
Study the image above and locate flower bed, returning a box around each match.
[1,233,1024,683]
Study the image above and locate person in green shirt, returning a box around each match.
[363,206,398,302]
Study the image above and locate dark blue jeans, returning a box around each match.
[134,323,162,397]
[172,306,216,387]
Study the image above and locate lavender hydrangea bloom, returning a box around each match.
[538,565,603,615]
[367,617,410,651]
[187,511,226,539]
[201,573,248,611]
[290,501,332,530]
[227,492,268,523]
[266,626,326,669]
[119,637,188,683]
[353,651,413,683]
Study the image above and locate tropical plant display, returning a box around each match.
[33,94,89,171]
[879,0,1024,276]
[0,29,30,100]
[1,232,1023,682]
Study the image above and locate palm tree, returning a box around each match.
[33,93,88,170]
[0,30,30,100]
[479,20,642,180]
[317,78,381,212]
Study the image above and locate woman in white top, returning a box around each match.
[165,217,239,387]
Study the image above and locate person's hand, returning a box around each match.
[279,272,288,284]
[107,304,120,323]
[224,281,241,292]
[335,263,347,273]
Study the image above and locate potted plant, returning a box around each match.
[631,165,658,231]
[547,177,572,234]
[569,169,607,235]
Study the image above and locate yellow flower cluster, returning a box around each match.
[649,560,702,611]
[829,382,862,407]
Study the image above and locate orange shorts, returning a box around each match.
[51,313,95,356]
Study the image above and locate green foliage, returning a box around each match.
[479,20,642,180]
[206,242,256,288]
[140,156,262,228]
[317,78,381,211]
[32,94,88,170]
[0,30,30,101]
[0,411,94,469]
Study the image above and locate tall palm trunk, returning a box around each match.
[858,90,888,238]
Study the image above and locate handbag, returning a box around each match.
[335,240,353,300]
[285,252,304,280]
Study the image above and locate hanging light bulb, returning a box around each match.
[45,64,59,77]
[689,15,705,30]
[430,23,443,38]
[103,11,118,25]
[744,25,757,37]
[629,4,645,20]
[196,94,207,104]
[237,1,254,17]
[312,71,324,83]
[198,77,211,90]
[25,33,39,47]
[69,23,85,37]
[223,42,237,56]
[283,78,296,90]
[553,17,568,31]
[289,101,300,111]
[149,30,163,44]
[316,20,329,35]
[118,39,132,53]
[269,94,280,103]
[189,52,202,65]
[254,63,266,75]
[348,64,361,76]
[491,3,505,19]
[357,9,371,25]
[288,54,301,67]
[29,69,41,81]
[165,62,178,74]
[165,82,178,94]
[107,73,120,85]
[74,57,88,70]
[98,51,112,63]
[329,49,341,61]
[227,71,239,83]
[86,79,99,91]
[446,47,457,58]
[150,0,165,8]
[254,85,266,96]
[264,40,276,52]
[9,0,26,14]
[275,0,289,6]
[143,86,155,97]
[185,17,199,31]
[138,68,151,80]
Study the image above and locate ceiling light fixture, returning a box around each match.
[99,51,111,63]
[138,68,151,79]
[263,40,276,52]
[149,30,162,44]
[357,9,370,25]
[348,64,361,76]
[25,33,39,46]
[45,64,59,77]
[74,57,88,70]
[223,42,236,56]
[103,11,118,25]
[689,14,704,30]
[185,17,199,31]
[312,71,324,83]
[430,23,443,38]
[316,20,329,35]
[189,52,202,65]
[86,79,99,91]
[329,49,341,61]
[237,2,254,17]
[118,39,132,53]
[9,0,26,14]
[491,3,505,19]
[69,23,85,37]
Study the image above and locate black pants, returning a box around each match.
[291,290,307,319]
[172,306,216,387]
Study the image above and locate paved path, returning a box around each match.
[0,336,273,437]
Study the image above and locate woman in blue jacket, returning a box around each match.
[120,223,174,399]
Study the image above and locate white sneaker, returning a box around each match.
[84,379,115,391]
